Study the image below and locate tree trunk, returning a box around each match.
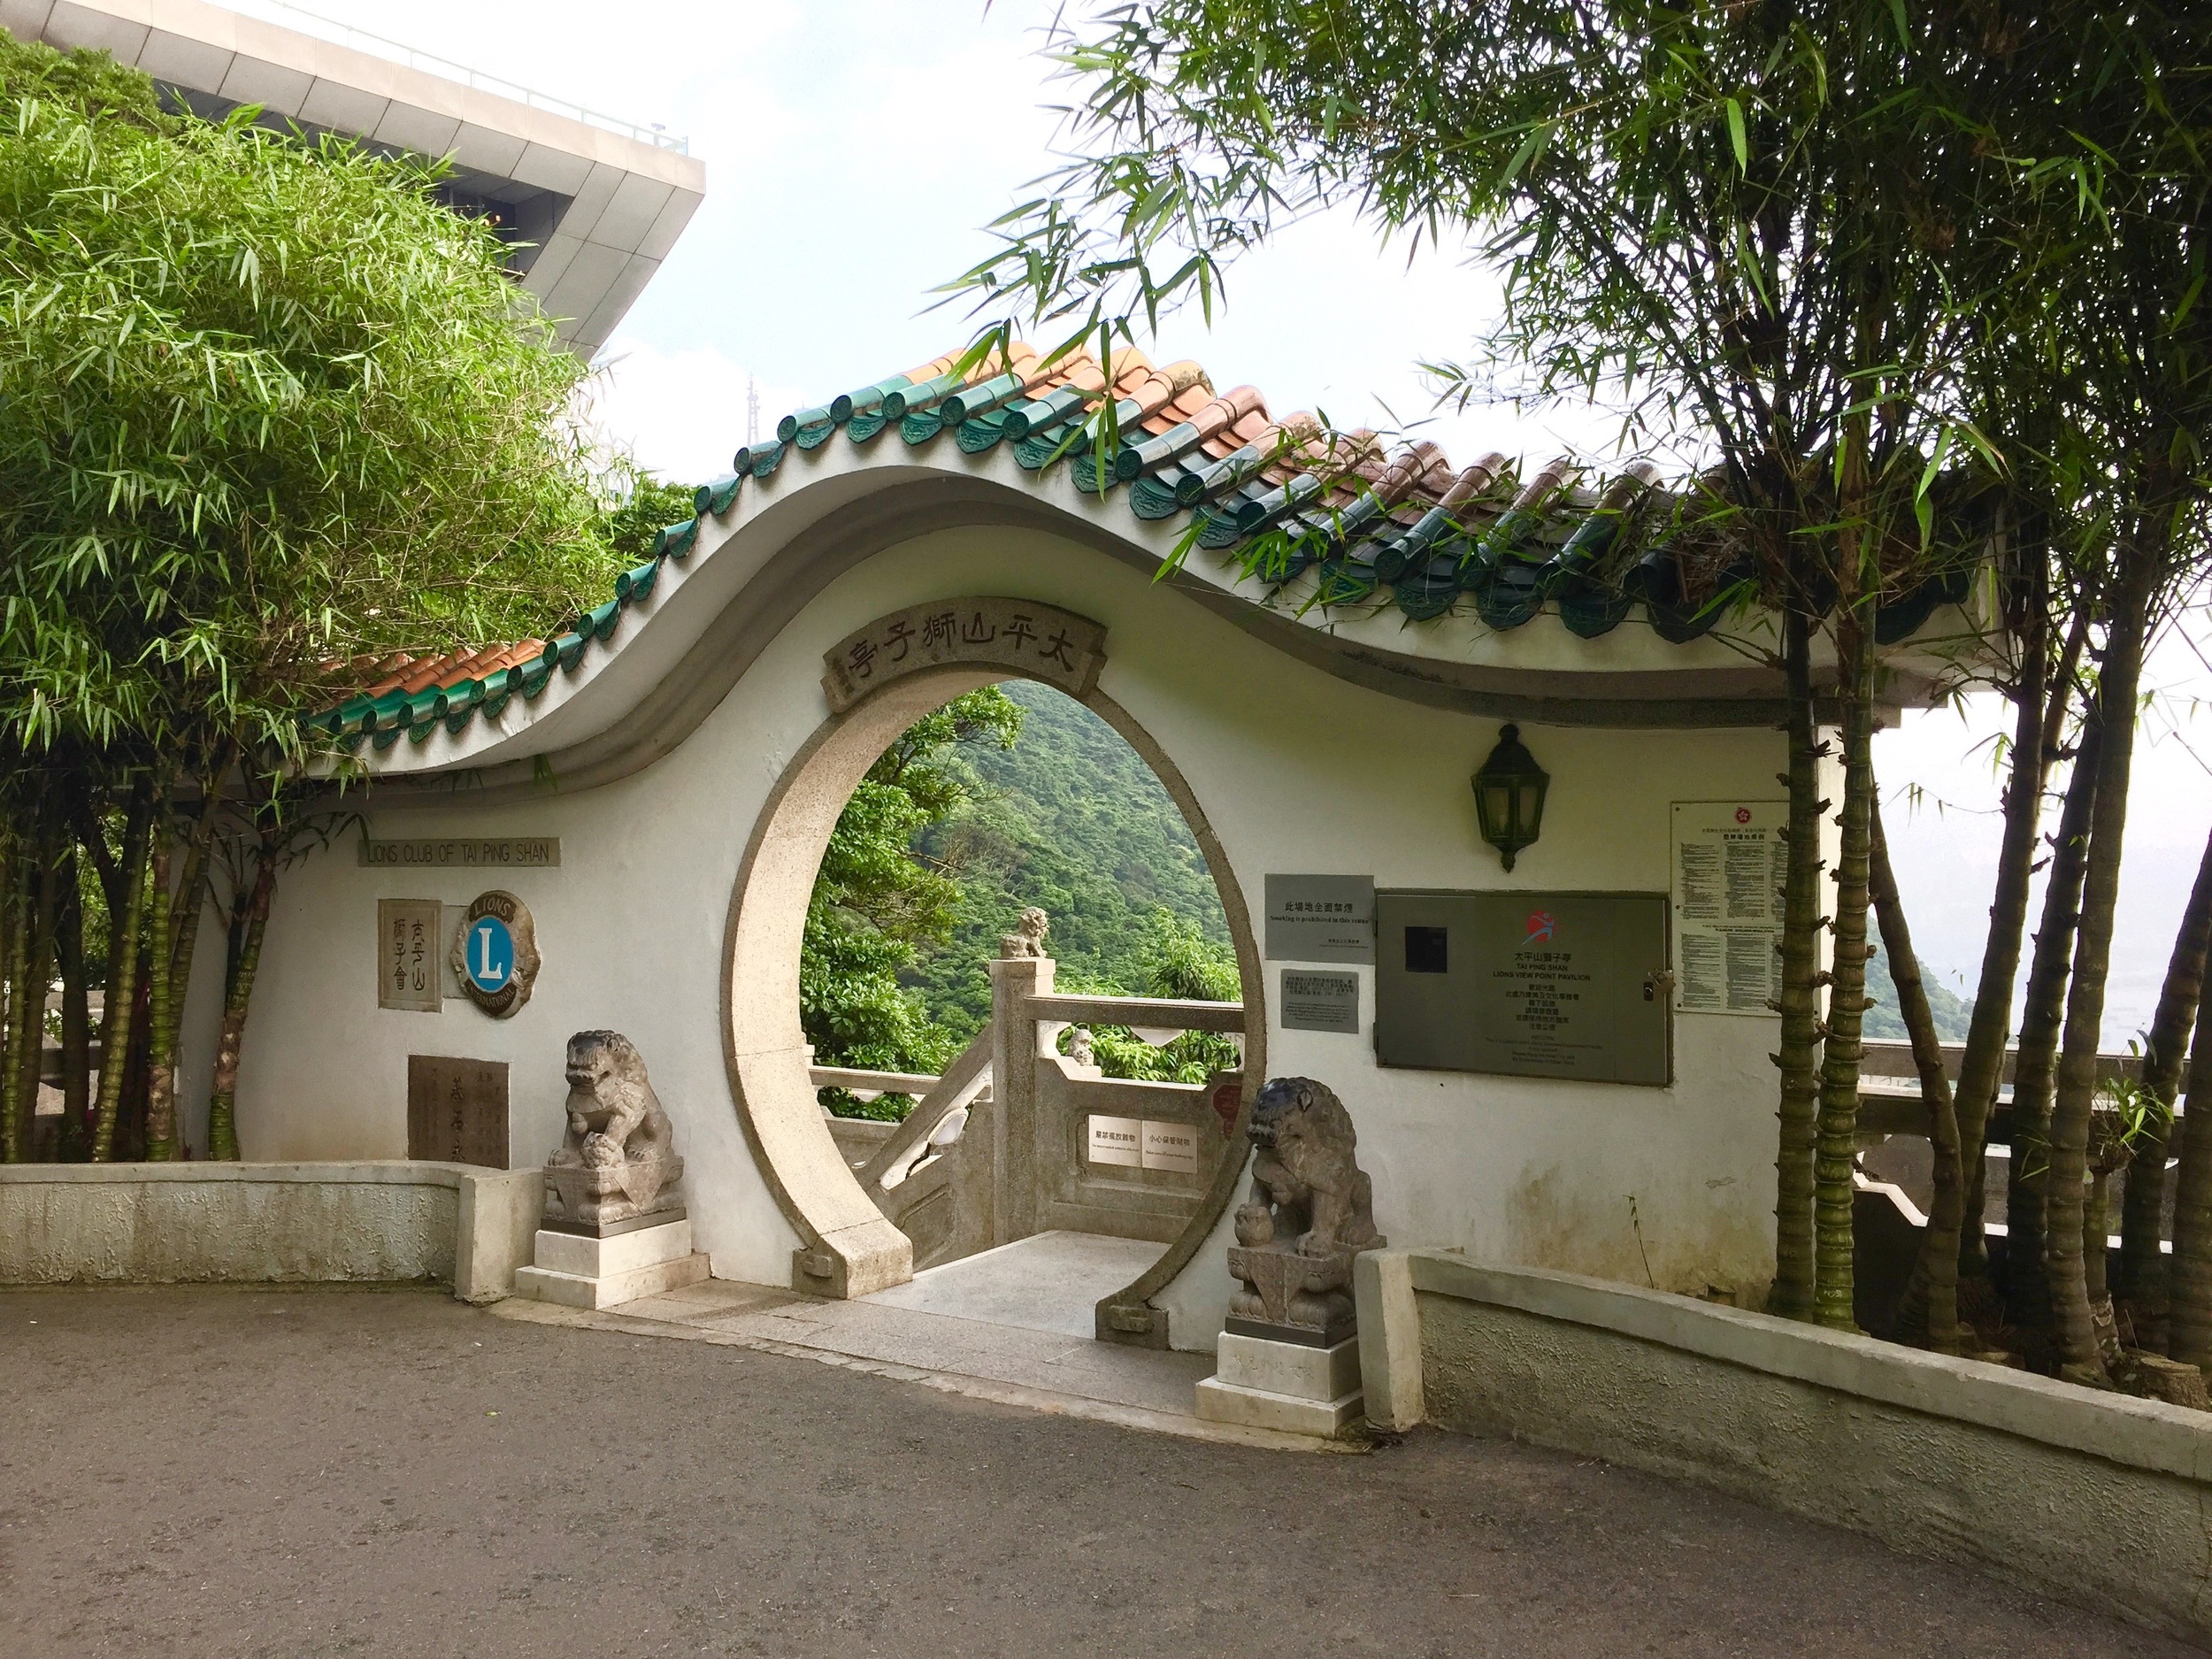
[2170,1003,2212,1367]
[1771,596,1826,1318]
[1813,596,1877,1332]
[147,766,225,1161]
[1956,603,2084,1278]
[56,849,88,1163]
[89,786,154,1164]
[0,852,32,1164]
[2003,714,2101,1343]
[142,838,176,1161]
[206,845,276,1163]
[1870,795,1964,1350]
[2046,546,2159,1385]
[2115,824,2212,1351]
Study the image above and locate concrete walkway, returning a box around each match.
[0,1285,2184,1659]
[509,1233,1261,1444]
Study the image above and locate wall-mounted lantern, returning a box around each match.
[1471,724,1549,871]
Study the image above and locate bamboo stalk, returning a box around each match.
[89,786,154,1164]
[2046,546,2159,1384]
[2003,716,2100,1340]
[1955,599,2083,1276]
[1770,595,1826,1319]
[1870,797,1963,1352]
[2112,823,2212,1351]
[1813,580,1878,1331]
[56,848,88,1163]
[206,843,276,1163]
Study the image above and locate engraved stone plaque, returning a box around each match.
[1280,969,1360,1034]
[1087,1114,1142,1168]
[1263,874,1374,963]
[1375,890,1672,1084]
[377,899,442,1012]
[822,597,1106,713]
[406,1055,510,1168]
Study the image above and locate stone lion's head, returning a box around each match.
[565,1030,645,1102]
[1248,1075,1352,1156]
[1017,907,1048,942]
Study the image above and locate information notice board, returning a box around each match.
[1671,801,1787,1017]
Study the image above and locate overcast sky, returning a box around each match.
[279,0,2212,1041]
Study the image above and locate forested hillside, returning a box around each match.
[907,680,1231,1041]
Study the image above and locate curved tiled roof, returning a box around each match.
[311,341,1976,750]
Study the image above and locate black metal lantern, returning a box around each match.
[1471,723,1549,871]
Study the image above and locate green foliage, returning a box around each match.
[1055,911,1242,1084]
[1864,943,1971,1044]
[0,30,161,124]
[0,28,618,760]
[599,470,698,567]
[803,687,1023,1116]
[905,680,1230,1039]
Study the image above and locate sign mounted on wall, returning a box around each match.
[1374,889,1672,1084]
[360,837,559,870]
[1263,874,1375,963]
[1280,969,1360,1034]
[1670,801,1787,1017]
[820,596,1106,713]
[449,891,541,1018]
[377,899,442,1012]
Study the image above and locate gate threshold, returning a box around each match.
[491,1233,1352,1452]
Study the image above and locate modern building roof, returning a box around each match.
[8,0,703,354]
[311,342,1982,757]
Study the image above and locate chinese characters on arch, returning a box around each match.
[820,597,1107,713]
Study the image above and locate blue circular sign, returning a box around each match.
[464,915,516,994]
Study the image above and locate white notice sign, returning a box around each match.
[1671,801,1786,1017]
[1140,1119,1199,1174]
[1264,874,1375,963]
[1087,1115,1142,1168]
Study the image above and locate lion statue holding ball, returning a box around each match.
[1236,1075,1384,1257]
[542,1030,684,1228]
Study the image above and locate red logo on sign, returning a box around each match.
[1735,807,1753,824]
[1525,910,1555,944]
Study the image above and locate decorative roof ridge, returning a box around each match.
[309,339,1983,751]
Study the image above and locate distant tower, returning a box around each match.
[746,377,760,447]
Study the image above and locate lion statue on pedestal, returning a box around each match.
[1225,1076,1384,1343]
[541,1030,684,1234]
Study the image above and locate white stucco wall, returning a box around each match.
[225,511,1788,1325]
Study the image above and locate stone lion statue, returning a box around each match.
[542,1030,684,1232]
[998,906,1049,959]
[1236,1076,1383,1257]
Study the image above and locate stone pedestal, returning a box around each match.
[1195,1330,1364,1438]
[513,1216,709,1310]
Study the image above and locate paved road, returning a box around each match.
[0,1286,2188,1658]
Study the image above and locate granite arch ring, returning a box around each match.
[718,599,1264,1340]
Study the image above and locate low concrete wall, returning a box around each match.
[0,1163,541,1303]
[1355,1248,2212,1647]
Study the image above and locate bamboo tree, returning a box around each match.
[54,844,87,1161]
[2113,824,2212,1350]
[1813,545,1878,1332]
[1770,595,1828,1317]
[2047,549,2163,1383]
[0,848,31,1162]
[205,834,277,1163]
[1955,600,2088,1277]
[2170,1005,2212,1370]
[1870,794,1962,1351]
[88,784,152,1164]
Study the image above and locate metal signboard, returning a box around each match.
[1375,890,1672,1085]
[1280,969,1361,1034]
[1263,874,1375,963]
